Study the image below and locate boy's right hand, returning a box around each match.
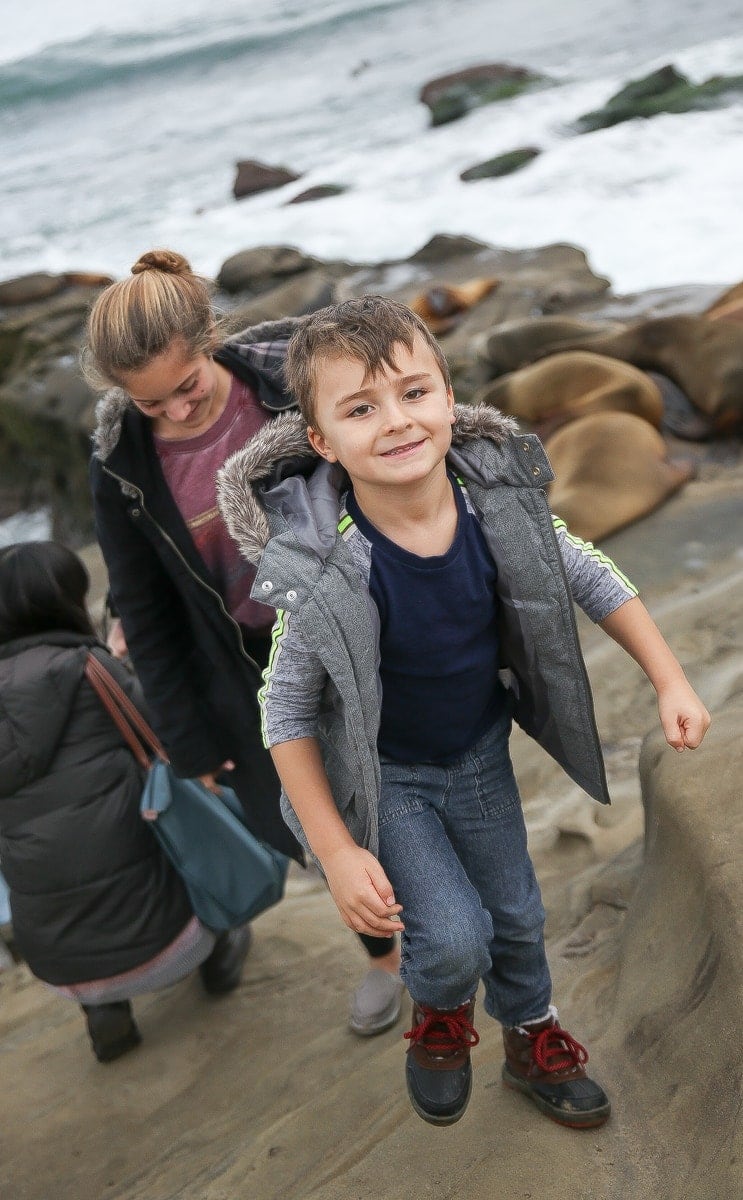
[321,845,405,938]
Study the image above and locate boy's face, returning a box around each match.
[307,336,455,493]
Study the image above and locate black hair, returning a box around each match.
[0,541,94,644]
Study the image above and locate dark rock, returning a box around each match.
[408,234,494,264]
[286,185,347,205]
[217,246,321,295]
[606,64,689,109]
[460,146,541,181]
[0,272,114,309]
[222,271,338,329]
[576,67,743,133]
[0,273,69,307]
[233,160,301,200]
[419,63,549,126]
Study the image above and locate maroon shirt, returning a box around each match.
[154,374,275,633]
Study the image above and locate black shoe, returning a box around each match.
[404,998,479,1126]
[82,1001,142,1063]
[502,1014,611,1128]
[199,925,252,995]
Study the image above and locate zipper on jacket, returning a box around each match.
[102,466,261,673]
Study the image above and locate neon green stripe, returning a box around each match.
[337,514,353,534]
[552,515,637,594]
[257,608,287,747]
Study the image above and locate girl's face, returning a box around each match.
[120,338,231,439]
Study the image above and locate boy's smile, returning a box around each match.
[307,337,455,496]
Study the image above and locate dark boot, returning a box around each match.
[199,925,252,995]
[82,1001,141,1063]
[502,1012,610,1128]
[404,998,479,1126]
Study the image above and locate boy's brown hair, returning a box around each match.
[285,295,452,428]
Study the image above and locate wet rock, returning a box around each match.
[408,234,494,264]
[217,246,322,295]
[233,159,301,199]
[0,274,68,307]
[419,62,549,126]
[0,271,115,308]
[575,65,743,133]
[222,270,338,329]
[285,185,347,205]
[460,146,541,181]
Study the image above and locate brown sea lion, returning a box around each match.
[474,350,663,438]
[705,297,743,325]
[481,316,624,375]
[545,411,694,542]
[62,271,115,288]
[411,277,499,334]
[484,315,743,434]
[704,281,743,319]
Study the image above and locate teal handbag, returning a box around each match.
[85,653,288,932]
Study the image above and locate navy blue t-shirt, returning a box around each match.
[346,474,506,763]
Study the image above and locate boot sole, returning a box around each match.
[92,1027,142,1063]
[407,1069,472,1127]
[502,1064,610,1129]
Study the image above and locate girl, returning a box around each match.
[84,251,403,1037]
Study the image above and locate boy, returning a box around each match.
[216,296,710,1128]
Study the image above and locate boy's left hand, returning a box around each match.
[657,679,711,751]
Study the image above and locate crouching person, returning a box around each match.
[0,542,250,1063]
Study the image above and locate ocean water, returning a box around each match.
[2,0,742,295]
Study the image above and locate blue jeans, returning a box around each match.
[378,709,551,1027]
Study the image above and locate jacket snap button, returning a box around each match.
[131,507,141,517]
[532,466,541,476]
[522,441,530,452]
[261,580,273,592]
[286,589,298,602]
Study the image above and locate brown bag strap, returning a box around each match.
[84,652,169,770]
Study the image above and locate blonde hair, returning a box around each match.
[285,295,452,428]
[82,249,221,390]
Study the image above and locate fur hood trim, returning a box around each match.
[217,403,519,565]
[92,389,131,462]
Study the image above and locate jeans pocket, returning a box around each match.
[378,760,425,829]
[471,727,522,819]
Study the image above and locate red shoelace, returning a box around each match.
[404,1002,480,1053]
[528,1023,589,1073]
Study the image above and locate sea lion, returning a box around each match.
[704,281,743,320]
[481,316,623,376]
[484,315,743,434]
[474,350,663,438]
[545,411,694,542]
[411,277,499,334]
[62,271,115,289]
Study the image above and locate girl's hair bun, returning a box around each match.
[131,249,191,276]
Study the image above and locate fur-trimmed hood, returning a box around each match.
[217,402,523,566]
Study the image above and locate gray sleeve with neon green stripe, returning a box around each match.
[257,609,327,748]
[553,517,638,622]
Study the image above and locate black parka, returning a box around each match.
[0,633,193,985]
[89,320,303,862]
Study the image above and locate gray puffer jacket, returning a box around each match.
[217,405,637,857]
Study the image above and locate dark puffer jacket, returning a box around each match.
[0,631,193,986]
